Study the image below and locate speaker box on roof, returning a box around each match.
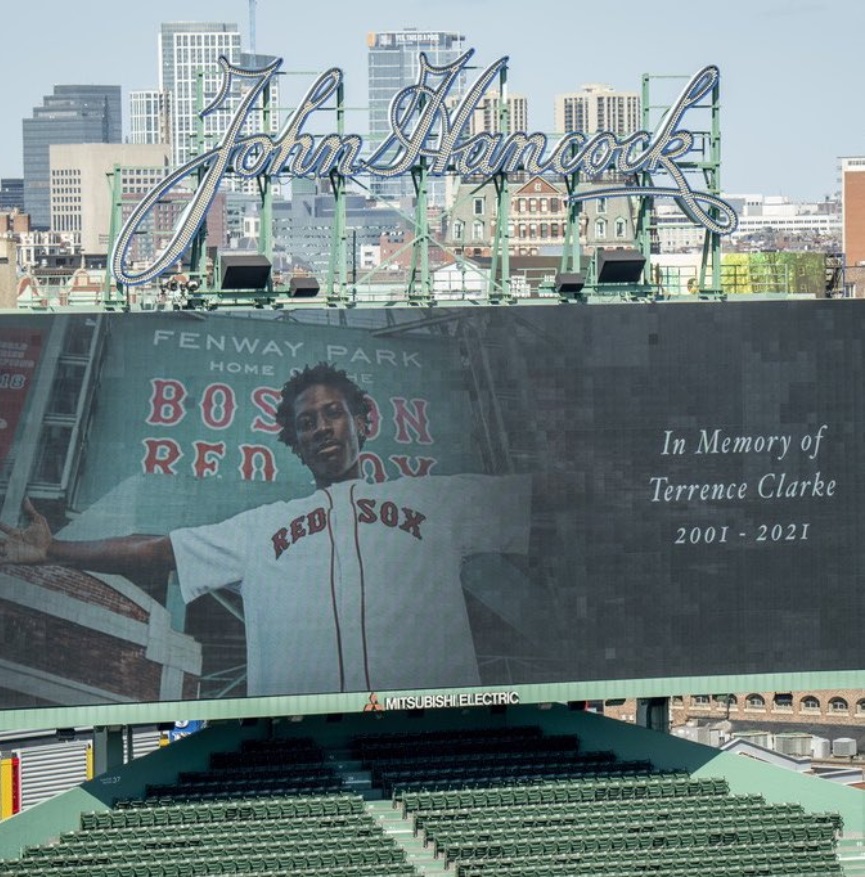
[220,253,272,290]
[289,276,320,298]
[596,248,646,283]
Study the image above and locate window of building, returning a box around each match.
[529,198,538,214]
[595,218,607,239]
[472,220,484,241]
[773,693,793,710]
[540,198,548,214]
[856,699,865,715]
[452,220,464,240]
[615,217,627,239]
[528,223,537,239]
[540,223,549,239]
[597,197,607,215]
[692,694,710,706]
[829,697,849,713]
[745,694,765,709]
[473,197,484,216]
[517,198,525,214]
[801,696,821,711]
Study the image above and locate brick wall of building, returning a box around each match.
[601,691,865,728]
[843,162,865,268]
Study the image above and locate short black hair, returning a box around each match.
[275,362,372,453]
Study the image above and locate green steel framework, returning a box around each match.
[639,71,724,297]
[320,63,726,302]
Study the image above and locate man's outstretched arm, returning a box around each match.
[0,498,176,577]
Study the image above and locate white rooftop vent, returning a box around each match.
[832,738,857,757]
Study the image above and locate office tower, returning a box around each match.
[49,143,170,255]
[159,22,243,170]
[158,23,280,195]
[0,178,24,212]
[554,83,641,136]
[22,85,122,229]
[367,29,466,205]
[130,90,172,146]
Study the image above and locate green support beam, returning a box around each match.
[488,63,513,303]
[406,160,432,305]
[103,166,126,308]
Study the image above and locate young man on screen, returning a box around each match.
[0,363,531,698]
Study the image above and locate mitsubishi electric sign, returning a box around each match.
[111,50,738,286]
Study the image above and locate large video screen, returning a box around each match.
[0,302,862,712]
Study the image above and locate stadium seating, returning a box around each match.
[355,726,842,877]
[0,726,844,877]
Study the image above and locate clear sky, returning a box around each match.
[5,0,862,202]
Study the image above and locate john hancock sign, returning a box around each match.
[112,50,737,286]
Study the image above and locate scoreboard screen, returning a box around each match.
[0,302,862,721]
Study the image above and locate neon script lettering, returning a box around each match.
[112,51,737,286]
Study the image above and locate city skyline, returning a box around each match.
[4,0,864,203]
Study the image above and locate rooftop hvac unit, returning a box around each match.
[773,733,812,757]
[832,738,857,757]
[812,737,831,760]
[732,731,771,749]
[676,725,715,745]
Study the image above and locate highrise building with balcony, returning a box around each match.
[452,91,528,137]
[554,83,640,136]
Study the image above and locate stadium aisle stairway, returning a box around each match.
[0,726,845,877]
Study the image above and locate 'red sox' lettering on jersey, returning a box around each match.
[271,498,426,559]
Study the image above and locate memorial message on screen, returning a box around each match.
[0,301,862,711]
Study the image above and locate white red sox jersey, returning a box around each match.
[170,474,531,697]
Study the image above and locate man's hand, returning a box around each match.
[0,499,53,565]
